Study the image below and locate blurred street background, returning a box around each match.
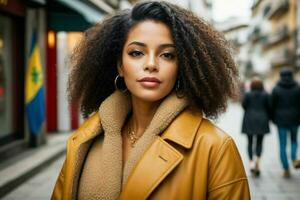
[0,0,300,199]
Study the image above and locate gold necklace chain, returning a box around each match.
[127,119,141,148]
[127,130,139,147]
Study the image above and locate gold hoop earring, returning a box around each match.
[175,80,180,92]
[175,79,184,98]
[114,75,128,93]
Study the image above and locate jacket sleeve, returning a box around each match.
[264,92,272,119]
[269,88,278,122]
[207,137,250,200]
[51,159,66,200]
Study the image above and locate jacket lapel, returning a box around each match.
[120,137,183,200]
[63,113,103,199]
[120,110,203,199]
[162,110,203,148]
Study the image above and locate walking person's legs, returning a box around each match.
[290,126,300,169]
[278,127,290,177]
[247,134,254,161]
[247,134,257,176]
[256,134,264,158]
[253,134,264,177]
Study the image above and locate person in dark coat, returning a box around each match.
[271,68,300,178]
[242,77,270,177]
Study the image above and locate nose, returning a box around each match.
[144,54,158,72]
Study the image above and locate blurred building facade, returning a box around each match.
[219,0,300,91]
[250,0,297,83]
[215,18,250,80]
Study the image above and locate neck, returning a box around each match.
[130,96,162,136]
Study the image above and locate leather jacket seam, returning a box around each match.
[216,137,232,156]
[208,178,248,193]
[208,136,232,170]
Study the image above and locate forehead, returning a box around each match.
[125,20,174,45]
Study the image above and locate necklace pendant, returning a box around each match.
[127,129,139,148]
[130,137,137,147]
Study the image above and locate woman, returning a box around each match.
[241,77,270,177]
[52,1,250,199]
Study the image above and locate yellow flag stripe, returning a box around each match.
[25,45,44,103]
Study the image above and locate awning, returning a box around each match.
[57,0,104,24]
[26,0,46,6]
[48,0,106,32]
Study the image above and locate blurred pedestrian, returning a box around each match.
[271,68,300,178]
[51,1,250,199]
[242,77,270,177]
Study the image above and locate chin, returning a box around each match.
[130,89,172,103]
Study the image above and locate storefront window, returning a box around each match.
[0,15,13,140]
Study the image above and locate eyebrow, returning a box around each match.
[128,41,176,49]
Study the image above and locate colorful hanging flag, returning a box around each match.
[25,31,45,135]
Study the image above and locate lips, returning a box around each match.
[138,77,161,88]
[138,77,161,83]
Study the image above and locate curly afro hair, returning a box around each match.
[68,1,239,119]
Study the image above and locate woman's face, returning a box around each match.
[118,20,178,103]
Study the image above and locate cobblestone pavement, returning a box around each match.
[2,102,300,200]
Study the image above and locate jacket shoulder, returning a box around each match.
[194,119,244,170]
[195,119,249,196]
[196,119,232,147]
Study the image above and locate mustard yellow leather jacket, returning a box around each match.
[52,110,250,200]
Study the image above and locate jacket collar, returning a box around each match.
[162,109,203,149]
[64,112,102,199]
[69,112,102,145]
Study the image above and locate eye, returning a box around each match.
[128,50,143,57]
[161,52,176,60]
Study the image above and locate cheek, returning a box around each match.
[121,57,144,86]
[164,63,178,82]
[122,61,140,76]
[122,55,138,75]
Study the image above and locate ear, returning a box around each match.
[117,61,124,76]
